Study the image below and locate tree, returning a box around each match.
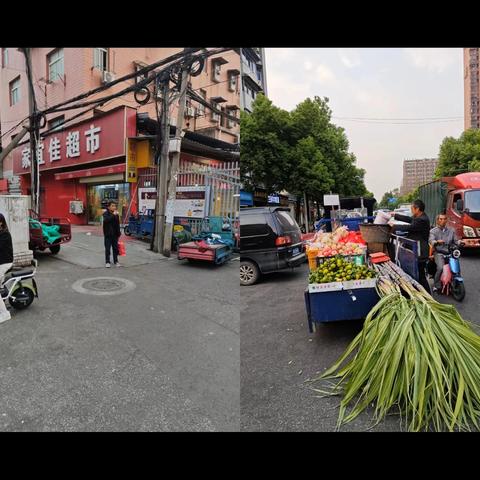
[240,95,292,193]
[289,96,369,198]
[287,136,334,197]
[436,129,480,178]
[379,191,397,208]
[240,94,370,202]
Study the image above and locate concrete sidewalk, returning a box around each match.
[46,225,166,269]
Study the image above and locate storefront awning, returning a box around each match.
[54,163,126,181]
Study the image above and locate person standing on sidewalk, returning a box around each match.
[103,201,122,268]
[0,214,14,323]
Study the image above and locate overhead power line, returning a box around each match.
[333,115,463,120]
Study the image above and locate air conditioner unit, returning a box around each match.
[102,71,116,84]
[69,200,84,215]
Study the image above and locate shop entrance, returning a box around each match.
[86,183,130,224]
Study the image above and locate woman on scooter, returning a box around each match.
[0,213,14,323]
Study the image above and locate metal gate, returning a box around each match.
[177,161,240,235]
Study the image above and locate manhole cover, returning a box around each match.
[83,279,125,292]
[72,277,136,296]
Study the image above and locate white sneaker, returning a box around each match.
[106,263,111,268]
[115,263,121,267]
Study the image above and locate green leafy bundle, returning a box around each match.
[312,261,480,432]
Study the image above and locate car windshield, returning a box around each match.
[465,190,480,212]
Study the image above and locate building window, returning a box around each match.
[48,115,65,132]
[134,62,148,84]
[211,101,220,122]
[227,108,237,129]
[228,72,237,92]
[2,48,8,68]
[212,61,222,82]
[197,89,206,116]
[93,48,108,71]
[48,48,64,82]
[9,76,20,105]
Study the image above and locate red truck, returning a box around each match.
[418,172,480,247]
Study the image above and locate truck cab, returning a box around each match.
[445,173,480,247]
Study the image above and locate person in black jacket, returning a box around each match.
[103,201,122,267]
[0,213,14,322]
[390,199,431,294]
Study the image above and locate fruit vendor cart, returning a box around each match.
[305,257,379,331]
[177,216,234,265]
[305,281,380,332]
[305,228,379,330]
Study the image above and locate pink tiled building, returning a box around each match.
[1,47,240,176]
[0,48,240,224]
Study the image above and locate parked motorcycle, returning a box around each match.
[0,260,39,310]
[428,243,465,301]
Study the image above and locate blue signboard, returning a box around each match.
[240,190,254,206]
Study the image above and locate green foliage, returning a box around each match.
[240,94,370,200]
[240,95,292,193]
[436,129,480,178]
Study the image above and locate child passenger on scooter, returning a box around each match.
[0,214,14,323]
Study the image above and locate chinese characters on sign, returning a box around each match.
[20,124,102,169]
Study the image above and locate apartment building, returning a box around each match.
[240,48,267,113]
[464,47,480,130]
[400,158,439,196]
[0,48,240,223]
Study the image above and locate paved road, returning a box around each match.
[240,251,480,432]
[0,227,239,431]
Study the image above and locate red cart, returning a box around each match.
[29,214,72,255]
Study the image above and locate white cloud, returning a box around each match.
[315,64,335,83]
[338,48,361,68]
[304,60,313,71]
[404,48,459,73]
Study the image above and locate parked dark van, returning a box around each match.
[240,207,305,286]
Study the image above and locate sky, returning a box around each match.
[264,48,464,201]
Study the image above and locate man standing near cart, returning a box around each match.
[389,199,431,294]
[103,201,121,268]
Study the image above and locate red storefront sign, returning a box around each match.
[54,164,126,180]
[13,106,137,175]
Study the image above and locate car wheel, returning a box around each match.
[240,260,260,286]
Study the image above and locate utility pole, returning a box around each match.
[162,63,190,257]
[23,48,40,215]
[152,76,171,253]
